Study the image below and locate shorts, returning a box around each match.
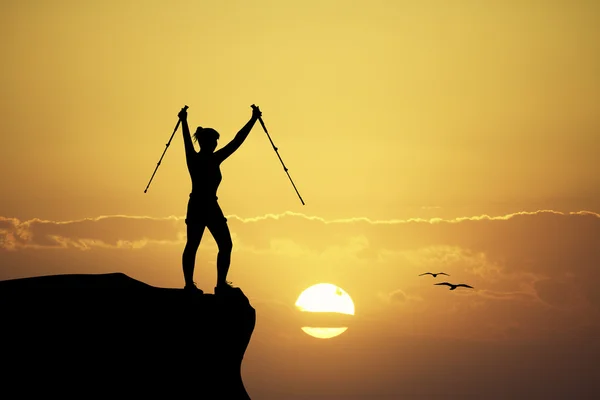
[185,194,227,226]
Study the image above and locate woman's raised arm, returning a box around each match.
[214,105,262,163]
[178,107,196,162]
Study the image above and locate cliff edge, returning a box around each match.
[0,273,255,399]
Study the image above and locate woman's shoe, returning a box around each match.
[184,282,204,294]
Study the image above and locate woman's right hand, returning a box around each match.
[178,106,188,121]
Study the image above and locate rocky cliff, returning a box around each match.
[0,273,255,399]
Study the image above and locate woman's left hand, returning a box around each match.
[251,104,262,119]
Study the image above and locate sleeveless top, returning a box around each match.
[188,152,222,201]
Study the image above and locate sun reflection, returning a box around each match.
[301,327,349,339]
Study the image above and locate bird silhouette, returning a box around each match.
[419,272,450,278]
[434,282,473,290]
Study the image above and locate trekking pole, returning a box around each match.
[251,104,305,205]
[144,105,188,193]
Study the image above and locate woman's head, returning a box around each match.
[193,127,220,152]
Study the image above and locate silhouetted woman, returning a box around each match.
[178,105,262,295]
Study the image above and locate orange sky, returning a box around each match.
[1,1,599,398]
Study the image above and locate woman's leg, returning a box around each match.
[182,222,205,287]
[207,217,233,288]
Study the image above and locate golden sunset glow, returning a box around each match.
[2,0,599,398]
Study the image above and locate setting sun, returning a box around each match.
[295,283,355,339]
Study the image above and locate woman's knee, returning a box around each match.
[184,238,201,253]
[218,237,233,253]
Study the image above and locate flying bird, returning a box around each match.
[434,282,474,290]
[419,272,450,278]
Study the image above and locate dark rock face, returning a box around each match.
[0,273,255,399]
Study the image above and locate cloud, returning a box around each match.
[2,209,597,251]
[1,209,599,342]
[383,288,423,304]
[2,210,598,299]
[534,278,586,309]
[476,289,537,302]
[0,215,187,250]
